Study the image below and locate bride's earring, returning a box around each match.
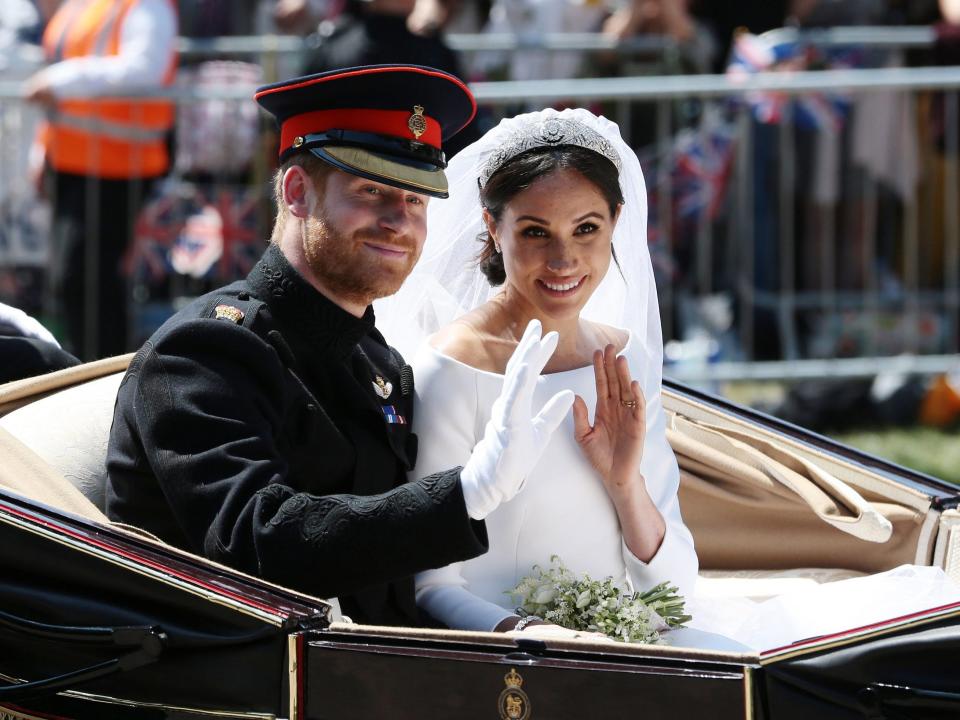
[492,237,501,254]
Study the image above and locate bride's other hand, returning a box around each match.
[573,344,645,491]
[573,344,666,562]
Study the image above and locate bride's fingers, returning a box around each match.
[592,348,608,403]
[631,380,646,421]
[615,355,637,410]
[603,344,620,403]
[572,394,590,441]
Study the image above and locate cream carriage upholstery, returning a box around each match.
[0,371,123,513]
[0,355,131,520]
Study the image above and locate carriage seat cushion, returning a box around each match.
[0,371,125,512]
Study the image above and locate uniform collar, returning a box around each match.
[248,243,376,361]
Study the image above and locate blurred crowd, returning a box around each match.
[1,0,960,387]
[176,0,953,82]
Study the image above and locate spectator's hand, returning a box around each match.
[28,143,47,201]
[407,0,447,36]
[602,6,639,40]
[273,0,319,34]
[943,0,960,24]
[35,0,61,22]
[23,71,56,109]
[602,0,694,43]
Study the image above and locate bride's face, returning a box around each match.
[486,168,620,320]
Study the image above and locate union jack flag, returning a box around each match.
[127,189,178,282]
[127,183,266,283]
[211,186,264,280]
[671,116,736,221]
[727,31,856,132]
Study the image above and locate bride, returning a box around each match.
[376,107,960,647]
[377,107,699,635]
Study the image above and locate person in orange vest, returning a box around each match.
[24,0,177,360]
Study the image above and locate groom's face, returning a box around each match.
[302,169,429,306]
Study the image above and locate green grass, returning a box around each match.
[831,427,960,486]
[720,382,960,486]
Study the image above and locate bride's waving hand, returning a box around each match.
[574,344,667,563]
[573,344,646,484]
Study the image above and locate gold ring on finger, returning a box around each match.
[619,399,638,408]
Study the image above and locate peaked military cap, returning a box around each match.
[255,64,476,198]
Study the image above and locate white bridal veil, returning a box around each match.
[374,107,664,381]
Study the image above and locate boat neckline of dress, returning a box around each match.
[423,327,634,379]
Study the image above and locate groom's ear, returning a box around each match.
[283,166,314,220]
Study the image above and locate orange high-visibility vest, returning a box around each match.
[39,0,177,179]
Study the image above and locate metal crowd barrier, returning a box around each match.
[169,26,938,57]
[0,34,958,381]
[174,33,677,56]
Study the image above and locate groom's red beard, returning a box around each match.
[302,214,421,306]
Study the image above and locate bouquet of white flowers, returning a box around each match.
[507,556,691,643]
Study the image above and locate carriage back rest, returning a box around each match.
[0,354,132,415]
[0,361,130,513]
[0,425,109,523]
[664,397,936,575]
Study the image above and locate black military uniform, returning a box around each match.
[105,65,486,625]
[106,244,486,624]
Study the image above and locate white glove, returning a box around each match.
[460,319,575,520]
[0,301,59,346]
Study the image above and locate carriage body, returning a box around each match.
[0,360,958,719]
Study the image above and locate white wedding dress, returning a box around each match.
[412,330,700,633]
[410,338,960,649]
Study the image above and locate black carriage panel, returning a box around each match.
[761,619,960,720]
[304,633,753,719]
[0,500,326,719]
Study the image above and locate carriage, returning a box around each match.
[0,356,958,719]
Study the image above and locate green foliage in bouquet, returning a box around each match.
[507,556,691,643]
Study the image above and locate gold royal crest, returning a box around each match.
[214,304,245,324]
[373,375,393,399]
[498,668,531,720]
[408,105,427,139]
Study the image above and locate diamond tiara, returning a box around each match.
[479,117,622,188]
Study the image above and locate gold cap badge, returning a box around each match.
[293,135,304,148]
[408,105,427,139]
[214,304,245,324]
[498,668,530,720]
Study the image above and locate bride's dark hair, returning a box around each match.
[477,145,624,286]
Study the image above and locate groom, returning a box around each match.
[105,65,574,626]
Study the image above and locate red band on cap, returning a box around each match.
[280,108,441,157]
[255,65,477,130]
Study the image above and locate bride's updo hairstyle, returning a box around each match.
[477,145,623,286]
